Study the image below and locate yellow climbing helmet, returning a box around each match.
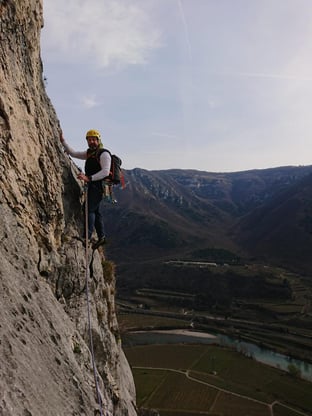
[86,129,101,139]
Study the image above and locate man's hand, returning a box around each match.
[77,172,90,182]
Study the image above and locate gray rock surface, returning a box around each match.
[0,2,136,415]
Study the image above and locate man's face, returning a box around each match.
[87,136,99,150]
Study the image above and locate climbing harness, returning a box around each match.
[84,184,105,416]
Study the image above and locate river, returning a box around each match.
[124,329,312,382]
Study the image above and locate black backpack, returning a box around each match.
[102,149,124,186]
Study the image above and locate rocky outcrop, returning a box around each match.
[0,1,136,415]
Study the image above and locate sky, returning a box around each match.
[41,0,312,173]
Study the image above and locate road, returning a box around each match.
[133,366,310,416]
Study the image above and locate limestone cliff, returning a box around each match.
[0,1,136,415]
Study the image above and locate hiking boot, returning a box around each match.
[92,237,107,250]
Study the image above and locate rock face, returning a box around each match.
[0,2,136,415]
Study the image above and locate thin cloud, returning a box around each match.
[42,0,162,69]
[80,95,99,109]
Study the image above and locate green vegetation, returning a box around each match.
[118,261,293,312]
[287,364,301,379]
[118,313,190,331]
[73,343,81,354]
[117,261,312,362]
[188,247,242,264]
[118,259,312,414]
[125,344,312,416]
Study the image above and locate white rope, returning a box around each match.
[84,184,105,416]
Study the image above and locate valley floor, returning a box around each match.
[124,343,312,416]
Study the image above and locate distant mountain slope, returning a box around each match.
[105,168,235,261]
[105,165,312,272]
[236,171,312,272]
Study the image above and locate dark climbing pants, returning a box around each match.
[86,182,105,240]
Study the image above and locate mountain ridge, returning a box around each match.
[105,164,312,274]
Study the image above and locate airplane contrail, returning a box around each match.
[177,0,193,61]
[233,71,312,82]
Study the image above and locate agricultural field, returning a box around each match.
[124,344,312,416]
[118,262,312,414]
[118,312,190,332]
[117,261,312,364]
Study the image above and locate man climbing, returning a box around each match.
[60,129,111,250]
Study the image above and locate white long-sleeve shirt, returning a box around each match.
[62,141,111,181]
